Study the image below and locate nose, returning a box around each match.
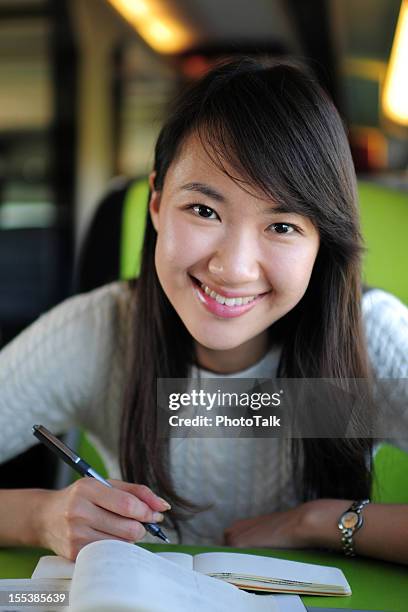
[208,231,261,286]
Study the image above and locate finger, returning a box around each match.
[82,500,147,542]
[83,479,164,523]
[224,520,257,546]
[224,526,254,548]
[90,525,146,544]
[108,480,171,512]
[224,525,242,546]
[224,529,241,547]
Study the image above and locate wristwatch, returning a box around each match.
[338,499,370,556]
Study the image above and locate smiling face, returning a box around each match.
[149,133,320,373]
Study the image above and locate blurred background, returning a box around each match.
[0,0,407,486]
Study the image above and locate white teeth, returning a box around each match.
[200,282,257,306]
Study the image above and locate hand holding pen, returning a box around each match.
[32,425,170,559]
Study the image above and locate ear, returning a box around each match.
[148,171,160,232]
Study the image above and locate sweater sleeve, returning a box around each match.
[0,282,129,465]
[362,289,408,450]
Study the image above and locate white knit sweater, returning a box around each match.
[0,282,407,545]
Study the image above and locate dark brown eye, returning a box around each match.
[191,204,217,219]
[270,223,294,234]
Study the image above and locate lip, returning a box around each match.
[190,275,270,319]
[192,276,270,299]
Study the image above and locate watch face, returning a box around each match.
[342,511,359,529]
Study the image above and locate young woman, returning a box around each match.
[0,57,407,564]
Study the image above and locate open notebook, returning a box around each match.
[32,543,350,597]
[0,540,351,611]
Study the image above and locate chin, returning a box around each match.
[191,330,246,352]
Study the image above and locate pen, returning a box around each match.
[32,424,170,543]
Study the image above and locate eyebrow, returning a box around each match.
[181,182,226,203]
[180,182,298,215]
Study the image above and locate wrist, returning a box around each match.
[26,489,54,548]
[300,499,354,550]
[0,489,53,548]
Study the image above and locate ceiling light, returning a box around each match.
[382,0,408,125]
[107,0,194,54]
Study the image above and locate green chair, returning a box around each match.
[372,443,408,503]
[74,178,149,479]
[358,181,408,503]
[358,181,408,306]
[358,181,408,502]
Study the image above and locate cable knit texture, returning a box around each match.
[0,282,407,545]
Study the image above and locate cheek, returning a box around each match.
[266,245,318,299]
[154,216,210,279]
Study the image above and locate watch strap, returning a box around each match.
[338,499,370,557]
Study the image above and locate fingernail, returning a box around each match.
[158,497,171,510]
[152,512,164,522]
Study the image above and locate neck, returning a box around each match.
[194,332,269,374]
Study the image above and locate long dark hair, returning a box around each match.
[120,57,373,535]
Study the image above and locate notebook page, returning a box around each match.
[31,556,75,580]
[31,552,193,577]
[193,553,350,590]
[156,552,194,569]
[69,540,279,612]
